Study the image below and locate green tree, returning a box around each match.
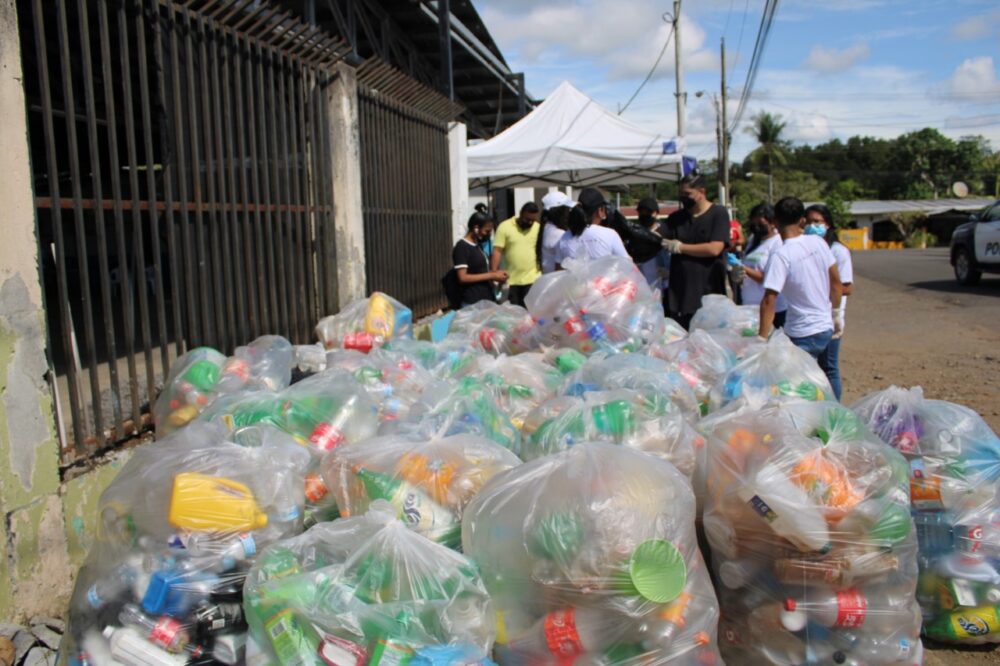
[743,112,791,202]
[730,169,823,222]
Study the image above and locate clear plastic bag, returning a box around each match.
[243,501,496,665]
[689,294,760,337]
[653,329,737,415]
[315,292,413,352]
[701,400,923,664]
[386,335,485,381]
[462,442,722,665]
[525,257,665,355]
[323,348,436,423]
[452,353,563,431]
[709,331,834,412]
[465,304,544,356]
[852,386,1000,644]
[215,335,293,394]
[520,389,701,476]
[63,422,311,666]
[320,433,521,549]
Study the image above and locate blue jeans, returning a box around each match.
[818,336,842,401]
[789,329,833,361]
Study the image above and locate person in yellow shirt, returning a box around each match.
[491,202,542,306]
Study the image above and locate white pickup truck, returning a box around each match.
[950,200,1000,285]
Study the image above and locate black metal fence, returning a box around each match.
[18,0,349,462]
[357,59,462,318]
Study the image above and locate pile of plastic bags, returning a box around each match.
[853,386,1000,644]
[315,292,412,352]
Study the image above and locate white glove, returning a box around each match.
[833,309,845,339]
[661,238,683,254]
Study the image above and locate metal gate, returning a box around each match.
[18,0,349,462]
[356,59,463,318]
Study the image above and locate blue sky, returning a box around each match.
[473,0,1000,163]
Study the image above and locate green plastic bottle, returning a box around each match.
[366,611,416,666]
[814,406,863,444]
[258,546,302,581]
[249,601,323,666]
[354,467,460,545]
[530,511,585,562]
[555,349,587,374]
[591,400,635,437]
[925,604,1000,641]
[181,359,221,392]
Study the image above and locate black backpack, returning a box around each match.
[441,268,463,311]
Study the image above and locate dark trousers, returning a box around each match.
[508,283,532,307]
[667,311,695,331]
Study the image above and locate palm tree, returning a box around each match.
[745,111,790,203]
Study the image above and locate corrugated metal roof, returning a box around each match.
[847,198,995,217]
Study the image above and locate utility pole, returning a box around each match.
[673,0,685,139]
[720,38,730,208]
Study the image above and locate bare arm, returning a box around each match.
[841,282,854,296]
[677,240,725,258]
[457,267,505,284]
[758,290,778,339]
[743,266,765,283]
[490,246,503,273]
[829,264,844,310]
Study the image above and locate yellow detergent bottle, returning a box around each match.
[168,472,268,532]
[364,292,396,338]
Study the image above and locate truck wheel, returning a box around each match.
[954,247,982,286]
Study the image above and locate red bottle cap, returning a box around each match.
[784,599,796,612]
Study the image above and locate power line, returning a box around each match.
[731,0,750,84]
[618,14,675,116]
[729,0,779,133]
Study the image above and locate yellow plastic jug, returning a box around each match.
[168,472,268,532]
[364,293,395,338]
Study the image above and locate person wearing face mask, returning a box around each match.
[492,202,542,306]
[452,211,508,307]
[554,187,630,268]
[634,197,670,290]
[660,174,731,329]
[740,203,787,328]
[805,204,854,400]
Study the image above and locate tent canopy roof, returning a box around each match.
[467,81,693,190]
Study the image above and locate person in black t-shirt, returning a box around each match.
[660,174,730,329]
[452,211,508,307]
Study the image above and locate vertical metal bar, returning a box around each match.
[183,6,212,348]
[264,46,290,336]
[255,40,278,334]
[232,32,260,340]
[77,0,123,437]
[56,0,106,447]
[148,0,184,365]
[31,0,86,451]
[286,61,308,341]
[246,36,271,333]
[275,52,300,341]
[307,70,326,317]
[219,27,248,346]
[438,0,453,101]
[97,0,141,434]
[198,12,227,351]
[168,2,198,349]
[117,0,157,424]
[294,64,314,336]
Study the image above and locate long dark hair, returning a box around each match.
[567,205,588,237]
[805,204,838,247]
[746,202,774,254]
[536,205,571,268]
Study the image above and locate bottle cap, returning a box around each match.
[780,605,807,632]
[783,599,796,611]
[626,539,687,603]
[102,625,115,640]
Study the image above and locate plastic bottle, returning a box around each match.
[718,560,763,589]
[780,588,911,632]
[193,601,246,635]
[925,604,1000,641]
[247,602,323,665]
[507,607,625,660]
[635,591,692,650]
[119,604,202,655]
[354,466,460,544]
[102,626,189,666]
[737,462,832,553]
[773,548,899,587]
[937,551,1000,584]
[212,632,248,666]
[86,560,139,609]
[590,401,635,438]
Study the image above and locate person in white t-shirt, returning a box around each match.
[554,188,629,268]
[539,191,574,273]
[740,202,788,328]
[758,197,844,361]
[805,204,854,400]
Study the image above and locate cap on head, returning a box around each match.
[637,197,660,214]
[542,191,575,210]
[578,187,610,211]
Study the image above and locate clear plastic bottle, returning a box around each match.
[182,531,257,562]
[86,560,139,609]
[737,462,832,553]
[780,588,913,633]
[118,603,201,655]
[102,626,189,666]
[506,607,626,660]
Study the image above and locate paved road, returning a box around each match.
[851,248,1000,330]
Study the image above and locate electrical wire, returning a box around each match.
[618,13,675,116]
[729,0,779,133]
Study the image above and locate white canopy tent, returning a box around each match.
[467,81,696,190]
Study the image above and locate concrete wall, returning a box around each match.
[0,0,134,624]
[449,122,469,243]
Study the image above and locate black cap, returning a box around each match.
[578,187,610,210]
[637,197,660,213]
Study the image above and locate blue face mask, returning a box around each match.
[805,223,827,236]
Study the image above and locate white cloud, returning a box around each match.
[951,7,1000,40]
[946,56,1000,102]
[803,43,871,73]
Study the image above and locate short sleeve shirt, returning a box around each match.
[663,204,730,314]
[555,225,630,264]
[763,235,836,338]
[494,217,542,286]
[741,234,786,312]
[452,239,494,305]
[541,223,565,273]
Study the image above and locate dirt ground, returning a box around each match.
[840,250,1000,665]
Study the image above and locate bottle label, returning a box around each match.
[949,606,1000,637]
[543,609,584,657]
[265,609,310,662]
[909,459,944,511]
[746,495,778,524]
[834,588,868,628]
[319,635,367,665]
[149,617,182,649]
[86,585,103,609]
[369,638,413,665]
